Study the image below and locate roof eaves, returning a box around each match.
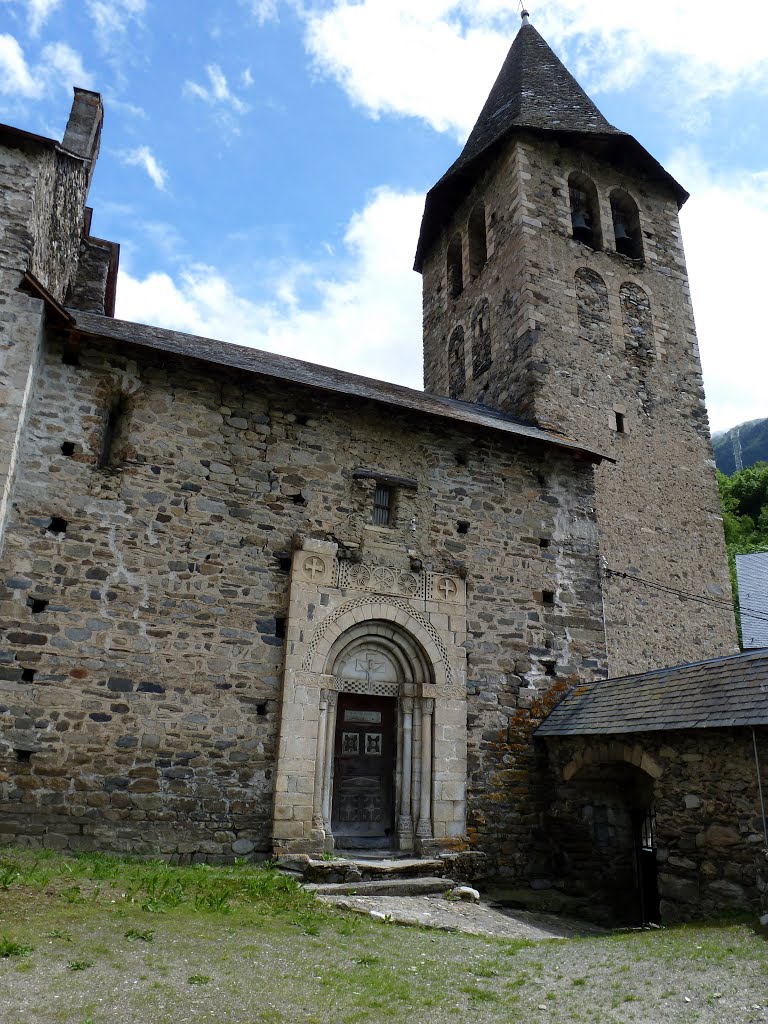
[0,122,57,150]
[20,272,75,327]
[66,310,611,464]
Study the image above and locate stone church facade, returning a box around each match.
[0,17,746,915]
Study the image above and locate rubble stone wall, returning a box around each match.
[541,728,768,923]
[0,333,607,862]
[0,134,92,562]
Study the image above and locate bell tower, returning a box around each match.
[416,12,737,675]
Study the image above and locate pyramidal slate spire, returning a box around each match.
[454,14,621,179]
[414,14,686,269]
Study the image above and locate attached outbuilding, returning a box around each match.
[535,649,768,924]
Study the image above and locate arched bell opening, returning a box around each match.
[554,759,659,926]
[610,189,644,261]
[468,202,488,279]
[447,232,464,298]
[568,172,602,251]
[315,621,438,852]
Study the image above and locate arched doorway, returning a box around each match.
[317,622,438,852]
[555,760,659,924]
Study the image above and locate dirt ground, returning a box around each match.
[0,852,766,1024]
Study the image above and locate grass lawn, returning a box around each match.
[0,850,766,1023]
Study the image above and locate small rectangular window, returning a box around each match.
[615,412,626,434]
[373,484,392,526]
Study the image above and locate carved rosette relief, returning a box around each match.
[336,561,464,605]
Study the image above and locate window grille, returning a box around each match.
[373,484,392,526]
[638,810,657,852]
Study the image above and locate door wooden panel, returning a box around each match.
[332,695,395,841]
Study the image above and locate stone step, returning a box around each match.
[278,854,447,884]
[304,876,455,897]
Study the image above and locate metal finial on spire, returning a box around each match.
[521,8,531,25]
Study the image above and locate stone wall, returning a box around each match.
[420,132,737,676]
[539,728,768,923]
[0,127,96,562]
[0,330,607,863]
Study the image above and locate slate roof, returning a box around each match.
[414,20,688,270]
[0,122,57,150]
[68,309,609,463]
[536,649,768,736]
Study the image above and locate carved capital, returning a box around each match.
[401,697,414,715]
[422,698,435,716]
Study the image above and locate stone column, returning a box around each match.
[398,697,414,846]
[411,700,422,829]
[312,692,329,836]
[417,699,434,839]
[322,691,338,839]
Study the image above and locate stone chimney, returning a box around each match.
[62,88,103,186]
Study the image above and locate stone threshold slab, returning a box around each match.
[304,876,454,897]
[319,893,608,940]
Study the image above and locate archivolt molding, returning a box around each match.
[301,597,461,696]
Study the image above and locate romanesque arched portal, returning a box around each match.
[272,539,468,856]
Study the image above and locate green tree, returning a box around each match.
[717,463,768,646]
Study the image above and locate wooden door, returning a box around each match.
[332,695,396,846]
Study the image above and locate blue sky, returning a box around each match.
[1,0,767,433]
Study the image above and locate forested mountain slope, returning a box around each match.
[714,419,768,475]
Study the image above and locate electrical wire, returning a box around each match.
[603,565,768,627]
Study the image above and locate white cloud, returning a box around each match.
[0,33,42,98]
[121,146,168,191]
[301,1,768,140]
[0,34,92,98]
[116,188,425,389]
[184,64,249,117]
[27,0,61,35]
[87,0,145,51]
[41,41,94,90]
[668,152,768,434]
[246,0,280,26]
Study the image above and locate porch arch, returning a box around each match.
[563,741,662,782]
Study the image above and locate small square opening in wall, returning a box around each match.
[543,660,557,678]
[15,749,32,763]
[60,442,76,457]
[27,597,49,614]
[542,590,556,606]
[614,411,626,434]
[275,553,292,573]
[21,669,36,683]
[47,517,68,535]
[275,617,286,639]
[256,703,268,717]
[456,521,470,535]
[539,538,551,549]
